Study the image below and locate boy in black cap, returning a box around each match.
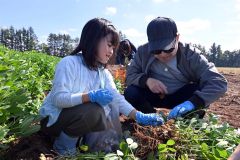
[124,17,227,120]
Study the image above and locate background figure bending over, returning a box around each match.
[115,39,136,66]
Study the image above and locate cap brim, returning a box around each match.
[148,37,176,53]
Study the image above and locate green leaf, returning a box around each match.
[166,139,175,146]
[216,148,228,158]
[158,144,167,151]
[119,141,128,150]
[205,153,220,160]
[180,154,188,160]
[79,145,88,152]
[0,143,9,150]
[19,124,40,137]
[19,116,35,131]
[0,126,9,140]
[167,147,176,153]
[119,141,129,155]
[158,154,167,160]
[159,148,168,153]
[0,65,9,72]
[201,143,209,152]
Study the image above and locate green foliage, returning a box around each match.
[55,138,138,160]
[193,43,240,67]
[0,26,38,52]
[57,152,106,160]
[156,114,240,160]
[157,139,176,160]
[119,138,138,159]
[114,78,124,94]
[0,46,60,149]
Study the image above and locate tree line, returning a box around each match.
[0,26,79,57]
[193,43,240,67]
[0,26,239,67]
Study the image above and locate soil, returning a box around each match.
[208,73,240,128]
[2,73,240,160]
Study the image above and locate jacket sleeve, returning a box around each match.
[187,50,228,108]
[104,70,135,116]
[50,57,83,108]
[126,45,149,88]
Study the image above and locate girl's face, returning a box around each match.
[96,34,115,64]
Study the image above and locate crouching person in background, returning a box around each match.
[115,39,136,66]
[39,18,164,156]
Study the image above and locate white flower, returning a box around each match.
[201,122,208,129]
[216,140,228,147]
[117,150,124,156]
[235,128,240,135]
[126,138,133,145]
[129,142,138,149]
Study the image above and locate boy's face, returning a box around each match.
[154,40,178,63]
[153,34,179,63]
[96,34,115,64]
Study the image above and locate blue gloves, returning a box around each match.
[168,101,195,120]
[135,111,164,126]
[88,89,113,106]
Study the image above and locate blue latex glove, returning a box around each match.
[88,89,113,106]
[168,101,195,120]
[135,111,164,126]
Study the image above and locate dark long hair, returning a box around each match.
[71,18,119,70]
[118,40,131,56]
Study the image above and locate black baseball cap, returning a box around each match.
[147,17,178,53]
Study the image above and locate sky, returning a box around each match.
[1,0,240,51]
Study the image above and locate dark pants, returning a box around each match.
[40,103,108,137]
[124,84,200,113]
